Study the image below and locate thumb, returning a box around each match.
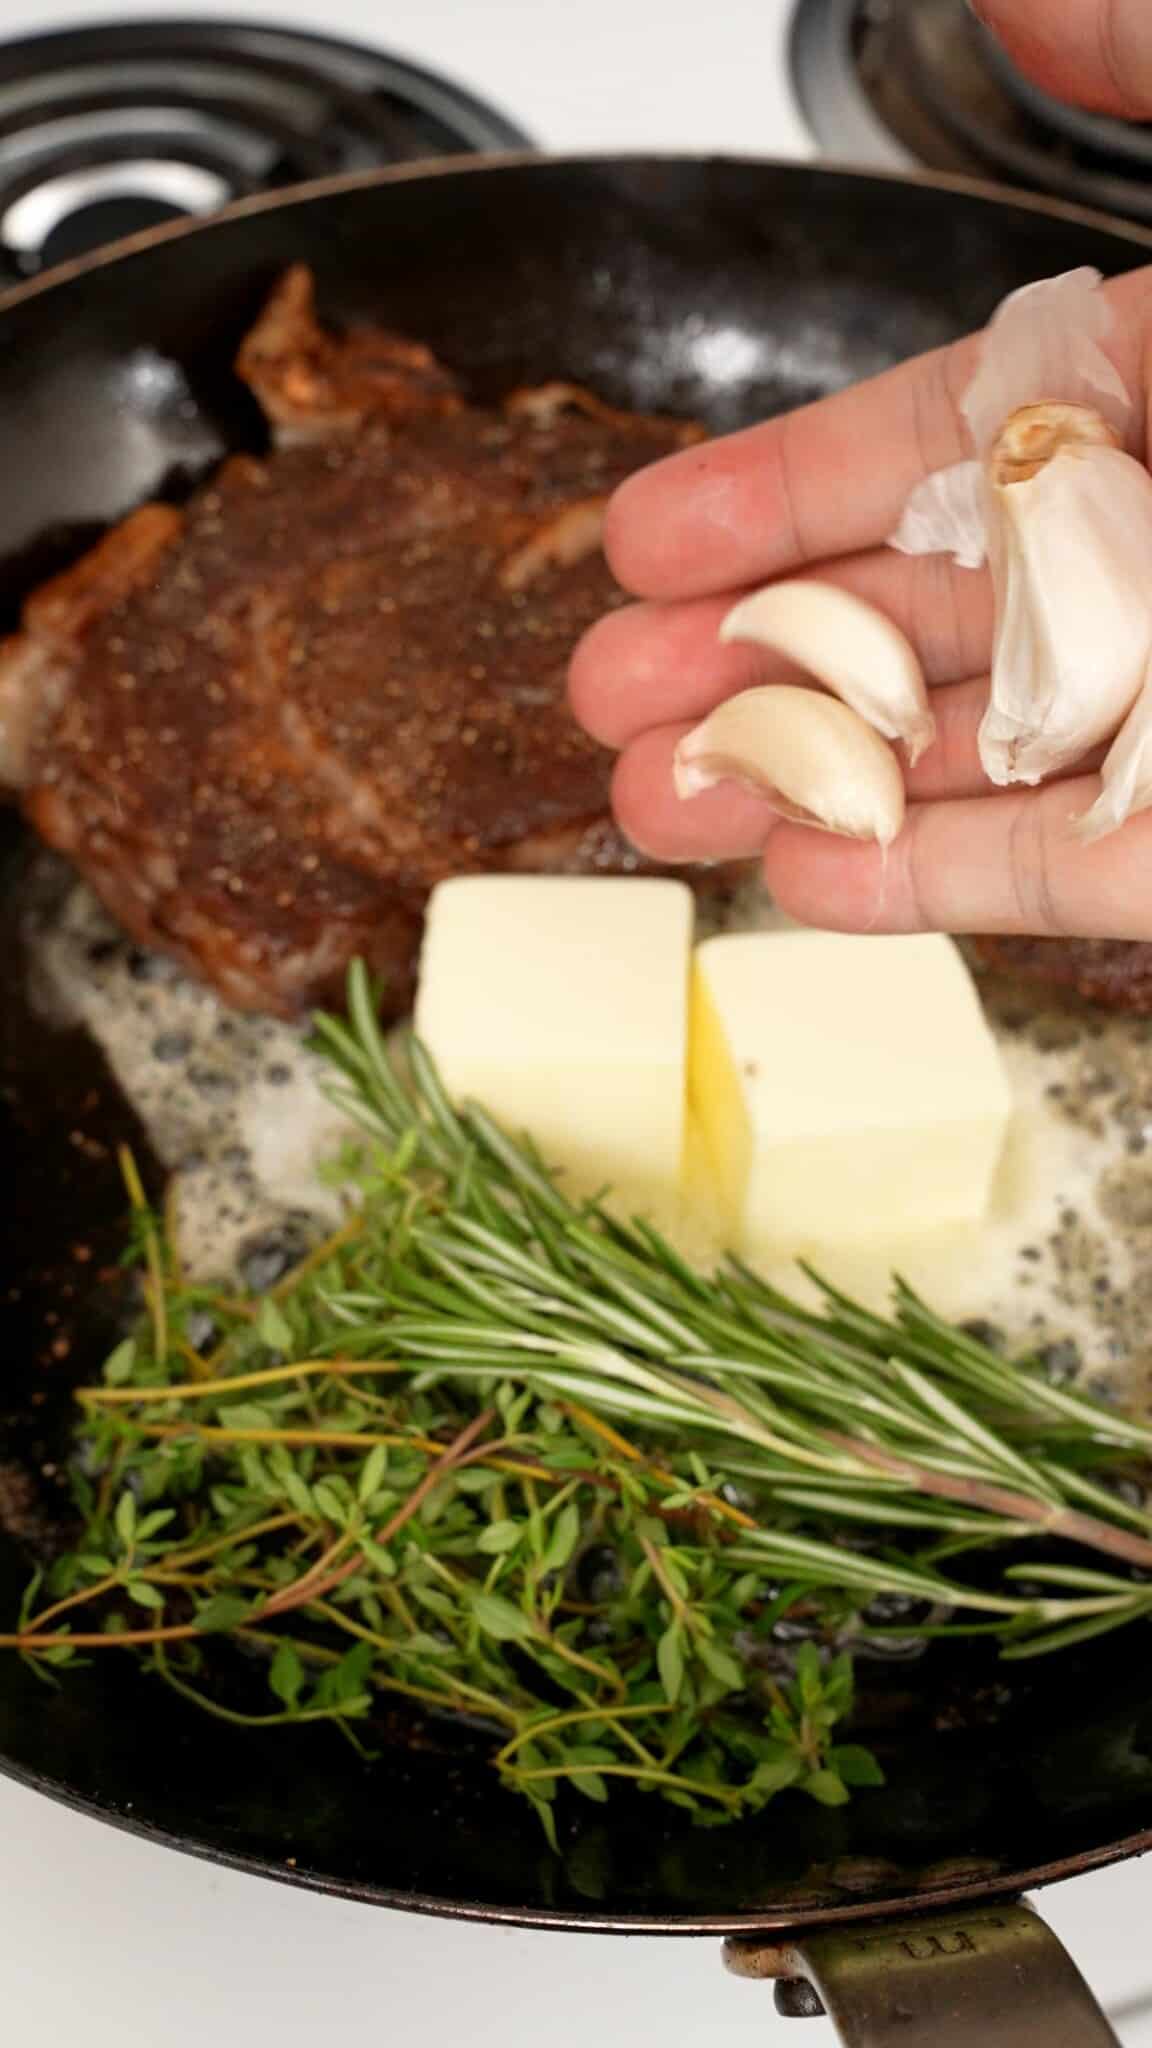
[971,0,1152,119]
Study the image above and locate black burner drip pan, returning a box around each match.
[791,0,1152,226]
[0,18,532,281]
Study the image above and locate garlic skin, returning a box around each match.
[960,268,1130,455]
[980,425,1152,786]
[719,579,936,764]
[887,266,1152,825]
[889,267,1132,573]
[1077,662,1152,842]
[673,684,905,847]
[890,459,987,571]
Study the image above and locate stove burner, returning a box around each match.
[790,0,1152,226]
[0,19,531,282]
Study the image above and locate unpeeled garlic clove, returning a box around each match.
[979,430,1152,786]
[719,579,936,764]
[887,266,1152,809]
[673,684,905,846]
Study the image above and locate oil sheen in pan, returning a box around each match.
[21,855,1152,1405]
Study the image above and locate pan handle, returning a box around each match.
[724,1897,1120,2048]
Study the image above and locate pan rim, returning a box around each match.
[2,144,1152,1933]
[2,1741,1151,1932]
[0,149,1150,321]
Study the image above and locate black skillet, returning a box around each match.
[0,155,1150,2047]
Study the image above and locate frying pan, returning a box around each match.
[0,153,1150,2047]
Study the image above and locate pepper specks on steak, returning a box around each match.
[4,268,712,1016]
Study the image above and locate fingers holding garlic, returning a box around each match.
[671,268,1152,861]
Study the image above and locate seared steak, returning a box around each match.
[1,268,709,1017]
[968,935,1152,1014]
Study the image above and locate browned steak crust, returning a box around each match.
[968,935,1152,1014]
[9,270,711,1016]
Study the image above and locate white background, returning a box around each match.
[1,2,1151,2042]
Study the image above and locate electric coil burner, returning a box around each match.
[791,0,1152,225]
[0,18,531,283]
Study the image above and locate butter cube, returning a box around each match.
[689,930,1012,1258]
[415,876,693,1214]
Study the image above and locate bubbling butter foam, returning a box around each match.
[25,869,359,1287]
[22,861,1152,1401]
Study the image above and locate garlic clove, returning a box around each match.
[889,272,1130,569]
[990,400,1119,485]
[961,267,1130,457]
[673,683,905,847]
[888,459,988,570]
[718,579,936,764]
[979,438,1152,786]
[1076,659,1152,842]
[887,268,1152,797]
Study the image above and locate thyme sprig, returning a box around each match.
[6,962,1152,1843]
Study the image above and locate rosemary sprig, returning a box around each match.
[314,972,1152,1582]
[6,961,1152,1843]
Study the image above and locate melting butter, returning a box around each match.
[21,860,1152,1402]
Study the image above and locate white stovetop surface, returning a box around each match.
[1,2,1151,2040]
[1,1768,1151,2048]
[4,0,816,159]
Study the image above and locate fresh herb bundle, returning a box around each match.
[5,963,1152,1842]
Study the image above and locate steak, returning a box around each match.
[967,935,1152,1014]
[1,268,712,1017]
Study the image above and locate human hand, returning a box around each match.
[568,267,1152,942]
[970,0,1152,121]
